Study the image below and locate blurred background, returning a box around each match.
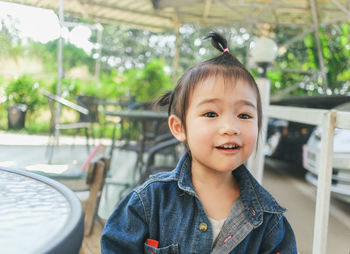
[0,1,349,136]
[0,1,349,253]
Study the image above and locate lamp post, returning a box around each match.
[247,37,278,183]
[250,37,278,77]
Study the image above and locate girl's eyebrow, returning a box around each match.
[197,98,257,109]
[237,99,257,109]
[196,98,221,106]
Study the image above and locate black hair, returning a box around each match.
[159,32,262,139]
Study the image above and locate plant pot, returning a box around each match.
[7,104,28,129]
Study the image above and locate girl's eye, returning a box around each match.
[204,112,217,118]
[238,113,252,119]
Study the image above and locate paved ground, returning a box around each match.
[0,131,349,253]
[263,159,350,254]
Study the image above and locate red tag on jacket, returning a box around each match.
[146,239,159,248]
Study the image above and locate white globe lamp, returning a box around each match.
[250,37,278,77]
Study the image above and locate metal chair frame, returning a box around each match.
[43,90,91,163]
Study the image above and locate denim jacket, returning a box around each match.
[101,153,297,254]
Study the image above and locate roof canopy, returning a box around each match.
[5,0,350,32]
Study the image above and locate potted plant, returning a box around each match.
[5,76,40,129]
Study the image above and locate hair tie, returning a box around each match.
[223,48,229,54]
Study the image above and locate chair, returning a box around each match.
[80,156,110,236]
[102,137,182,205]
[76,95,100,142]
[42,143,109,236]
[109,102,171,162]
[105,96,142,148]
[136,137,182,185]
[43,90,91,163]
[102,98,155,168]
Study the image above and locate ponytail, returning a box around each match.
[203,32,229,54]
[156,90,174,115]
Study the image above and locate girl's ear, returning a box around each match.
[168,114,186,142]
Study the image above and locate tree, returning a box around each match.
[269,24,350,97]
[96,25,175,73]
[96,24,252,80]
[123,58,172,102]
[0,17,24,60]
[42,39,96,74]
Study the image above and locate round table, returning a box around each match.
[0,167,84,254]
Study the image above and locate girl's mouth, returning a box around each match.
[216,144,240,150]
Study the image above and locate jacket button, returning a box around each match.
[199,222,208,232]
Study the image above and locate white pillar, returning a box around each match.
[55,0,64,145]
[247,77,270,183]
[94,24,103,81]
[312,110,336,254]
[309,0,328,90]
[172,14,180,85]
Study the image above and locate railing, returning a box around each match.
[267,105,350,254]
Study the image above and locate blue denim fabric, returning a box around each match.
[101,152,297,254]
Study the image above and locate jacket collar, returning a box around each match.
[150,153,195,196]
[152,152,285,227]
[233,164,286,227]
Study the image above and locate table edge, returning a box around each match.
[0,167,84,254]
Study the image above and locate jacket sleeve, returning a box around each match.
[261,214,298,254]
[101,191,149,254]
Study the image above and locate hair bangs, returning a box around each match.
[188,64,257,92]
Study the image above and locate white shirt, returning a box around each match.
[209,217,226,244]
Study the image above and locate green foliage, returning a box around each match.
[49,74,126,101]
[44,40,95,74]
[49,78,101,100]
[1,16,350,132]
[50,78,81,99]
[4,76,41,112]
[321,25,350,89]
[99,70,128,99]
[0,18,23,58]
[97,26,174,73]
[271,24,350,97]
[96,24,250,78]
[26,40,57,73]
[123,58,172,102]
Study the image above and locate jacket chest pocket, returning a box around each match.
[144,243,179,254]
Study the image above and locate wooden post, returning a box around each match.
[84,160,106,236]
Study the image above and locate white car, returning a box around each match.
[302,102,350,203]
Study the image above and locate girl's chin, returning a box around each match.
[212,164,242,173]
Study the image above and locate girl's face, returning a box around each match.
[181,76,259,175]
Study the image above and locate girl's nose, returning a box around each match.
[219,118,241,135]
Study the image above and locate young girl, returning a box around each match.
[101,32,297,254]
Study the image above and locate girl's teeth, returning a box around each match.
[223,144,236,149]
